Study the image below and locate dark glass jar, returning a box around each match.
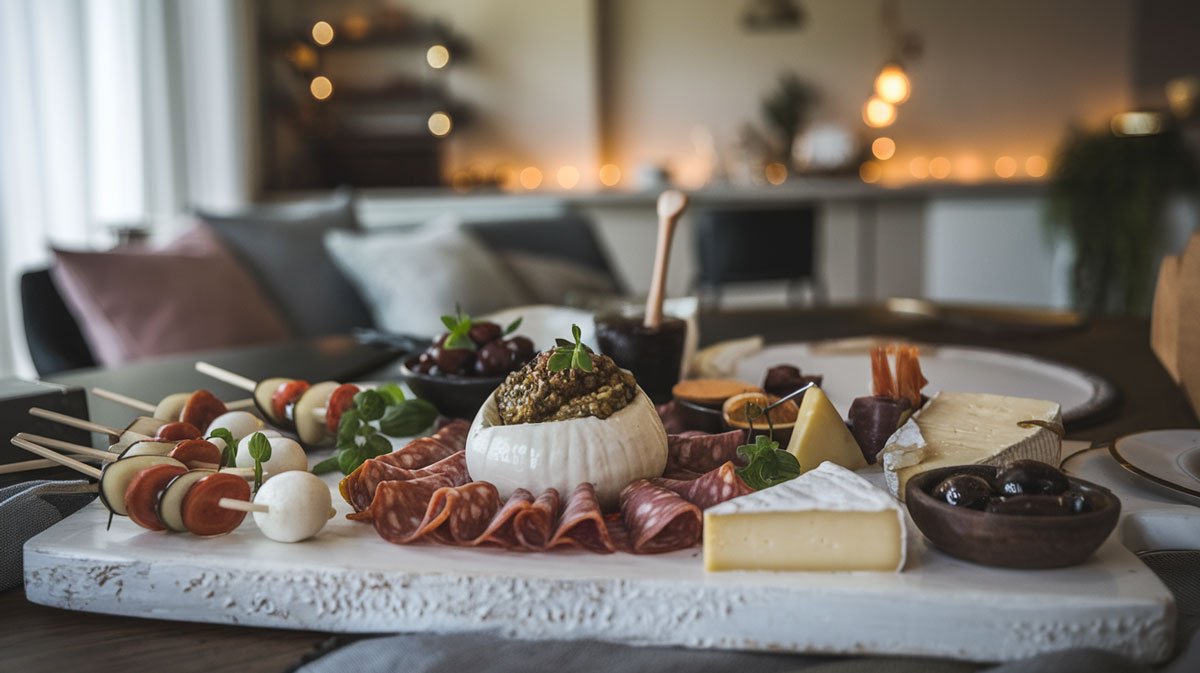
[594,314,686,404]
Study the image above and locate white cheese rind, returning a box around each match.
[705,461,907,572]
[879,391,1063,499]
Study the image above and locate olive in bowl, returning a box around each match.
[905,464,1120,569]
[399,357,504,420]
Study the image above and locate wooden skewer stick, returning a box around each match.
[10,436,102,479]
[226,398,256,411]
[29,408,121,436]
[644,190,689,330]
[218,497,268,513]
[194,362,257,392]
[0,458,62,475]
[15,434,112,461]
[92,387,256,415]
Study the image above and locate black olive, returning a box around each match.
[932,474,994,509]
[474,340,512,377]
[762,365,823,399]
[1061,490,1096,514]
[432,346,474,376]
[986,494,1072,516]
[506,336,536,365]
[996,459,1070,496]
[468,321,503,346]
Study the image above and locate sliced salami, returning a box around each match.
[434,419,470,450]
[546,483,616,554]
[513,488,560,550]
[376,436,459,470]
[367,471,461,539]
[666,430,745,474]
[652,461,754,510]
[619,479,702,554]
[461,487,529,547]
[345,451,470,512]
[424,482,503,545]
[656,401,690,435]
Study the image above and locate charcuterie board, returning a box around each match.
[23,441,1184,665]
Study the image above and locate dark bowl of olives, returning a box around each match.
[399,320,537,420]
[905,461,1120,569]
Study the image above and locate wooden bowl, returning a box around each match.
[905,465,1121,569]
[399,357,504,421]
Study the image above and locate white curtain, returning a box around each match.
[0,0,256,377]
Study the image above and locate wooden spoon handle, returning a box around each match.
[645,190,688,329]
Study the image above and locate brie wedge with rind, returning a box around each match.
[879,391,1063,500]
[704,461,906,572]
[465,387,668,510]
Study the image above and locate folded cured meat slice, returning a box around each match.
[651,461,754,510]
[344,451,470,512]
[423,482,503,545]
[666,430,745,474]
[546,483,616,553]
[367,471,463,541]
[619,479,702,554]
[433,419,470,450]
[375,436,459,470]
[513,488,560,550]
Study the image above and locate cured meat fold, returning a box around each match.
[666,430,745,474]
[619,480,702,554]
[651,461,754,510]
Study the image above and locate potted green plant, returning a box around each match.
[1046,125,1199,314]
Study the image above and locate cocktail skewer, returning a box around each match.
[91,387,256,417]
[28,407,161,452]
[11,436,102,479]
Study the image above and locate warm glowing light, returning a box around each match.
[557,165,580,189]
[427,112,452,137]
[450,170,472,193]
[287,44,318,70]
[1025,155,1048,178]
[764,162,788,185]
[863,97,897,128]
[909,156,930,179]
[994,156,1018,178]
[309,76,333,100]
[519,167,543,190]
[494,165,518,190]
[426,44,450,69]
[343,14,369,40]
[859,161,882,184]
[598,163,621,187]
[928,157,951,179]
[1110,111,1163,137]
[1166,77,1198,118]
[311,21,334,46]
[871,137,896,160]
[954,156,983,182]
[874,64,910,105]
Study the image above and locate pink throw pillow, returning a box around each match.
[51,225,292,365]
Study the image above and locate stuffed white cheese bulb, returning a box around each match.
[466,388,667,510]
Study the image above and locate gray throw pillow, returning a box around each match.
[199,191,374,337]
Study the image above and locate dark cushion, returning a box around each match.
[694,207,817,286]
[20,269,96,376]
[198,190,375,337]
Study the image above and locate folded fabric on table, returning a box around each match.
[0,479,94,591]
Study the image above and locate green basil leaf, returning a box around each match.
[443,331,476,351]
[376,382,406,406]
[337,409,361,449]
[311,455,341,475]
[735,436,797,490]
[354,389,386,421]
[574,348,593,372]
[337,446,368,474]
[365,434,392,456]
[247,432,272,462]
[503,317,523,336]
[379,398,439,437]
[207,428,235,468]
[441,315,459,331]
[547,350,572,372]
[554,338,574,348]
[571,324,582,342]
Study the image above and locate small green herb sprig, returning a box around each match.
[207,427,236,468]
[735,435,801,490]
[441,306,523,351]
[312,383,439,476]
[548,324,593,373]
[247,431,272,494]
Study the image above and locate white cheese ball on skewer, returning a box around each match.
[206,411,265,442]
[251,471,333,542]
[234,433,306,476]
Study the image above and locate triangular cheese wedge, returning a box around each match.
[704,462,906,572]
[787,386,867,473]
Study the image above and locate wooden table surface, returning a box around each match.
[4,307,1196,673]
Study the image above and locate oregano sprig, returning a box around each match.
[735,435,801,490]
[548,324,593,373]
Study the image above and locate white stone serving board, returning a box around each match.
[24,445,1182,665]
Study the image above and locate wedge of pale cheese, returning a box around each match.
[704,461,906,572]
[879,391,1063,500]
[786,386,867,473]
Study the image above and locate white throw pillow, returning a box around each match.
[325,222,532,336]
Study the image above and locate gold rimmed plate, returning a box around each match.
[1109,430,1200,507]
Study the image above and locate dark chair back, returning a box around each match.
[463,213,625,294]
[693,207,820,302]
[20,269,97,376]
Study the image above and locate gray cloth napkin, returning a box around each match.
[0,479,95,591]
[297,551,1200,673]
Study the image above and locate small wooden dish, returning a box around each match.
[721,391,798,445]
[399,357,504,420]
[905,465,1121,569]
[672,379,763,433]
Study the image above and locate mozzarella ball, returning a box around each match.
[207,411,266,441]
[251,471,332,542]
[235,434,307,476]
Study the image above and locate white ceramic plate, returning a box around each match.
[1110,430,1200,506]
[730,337,1117,426]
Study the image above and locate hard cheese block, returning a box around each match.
[704,461,906,572]
[786,386,867,473]
[879,391,1062,500]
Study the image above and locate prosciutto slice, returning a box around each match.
[619,479,702,554]
[666,430,745,474]
[547,483,616,553]
[652,461,754,510]
[345,451,470,513]
[513,488,560,550]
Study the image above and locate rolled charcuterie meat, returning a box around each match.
[513,488,560,550]
[344,451,470,513]
[619,479,702,554]
[547,483,616,554]
[364,471,463,535]
[651,461,754,510]
[666,430,745,475]
[424,482,504,545]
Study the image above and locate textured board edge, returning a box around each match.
[23,542,1174,664]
